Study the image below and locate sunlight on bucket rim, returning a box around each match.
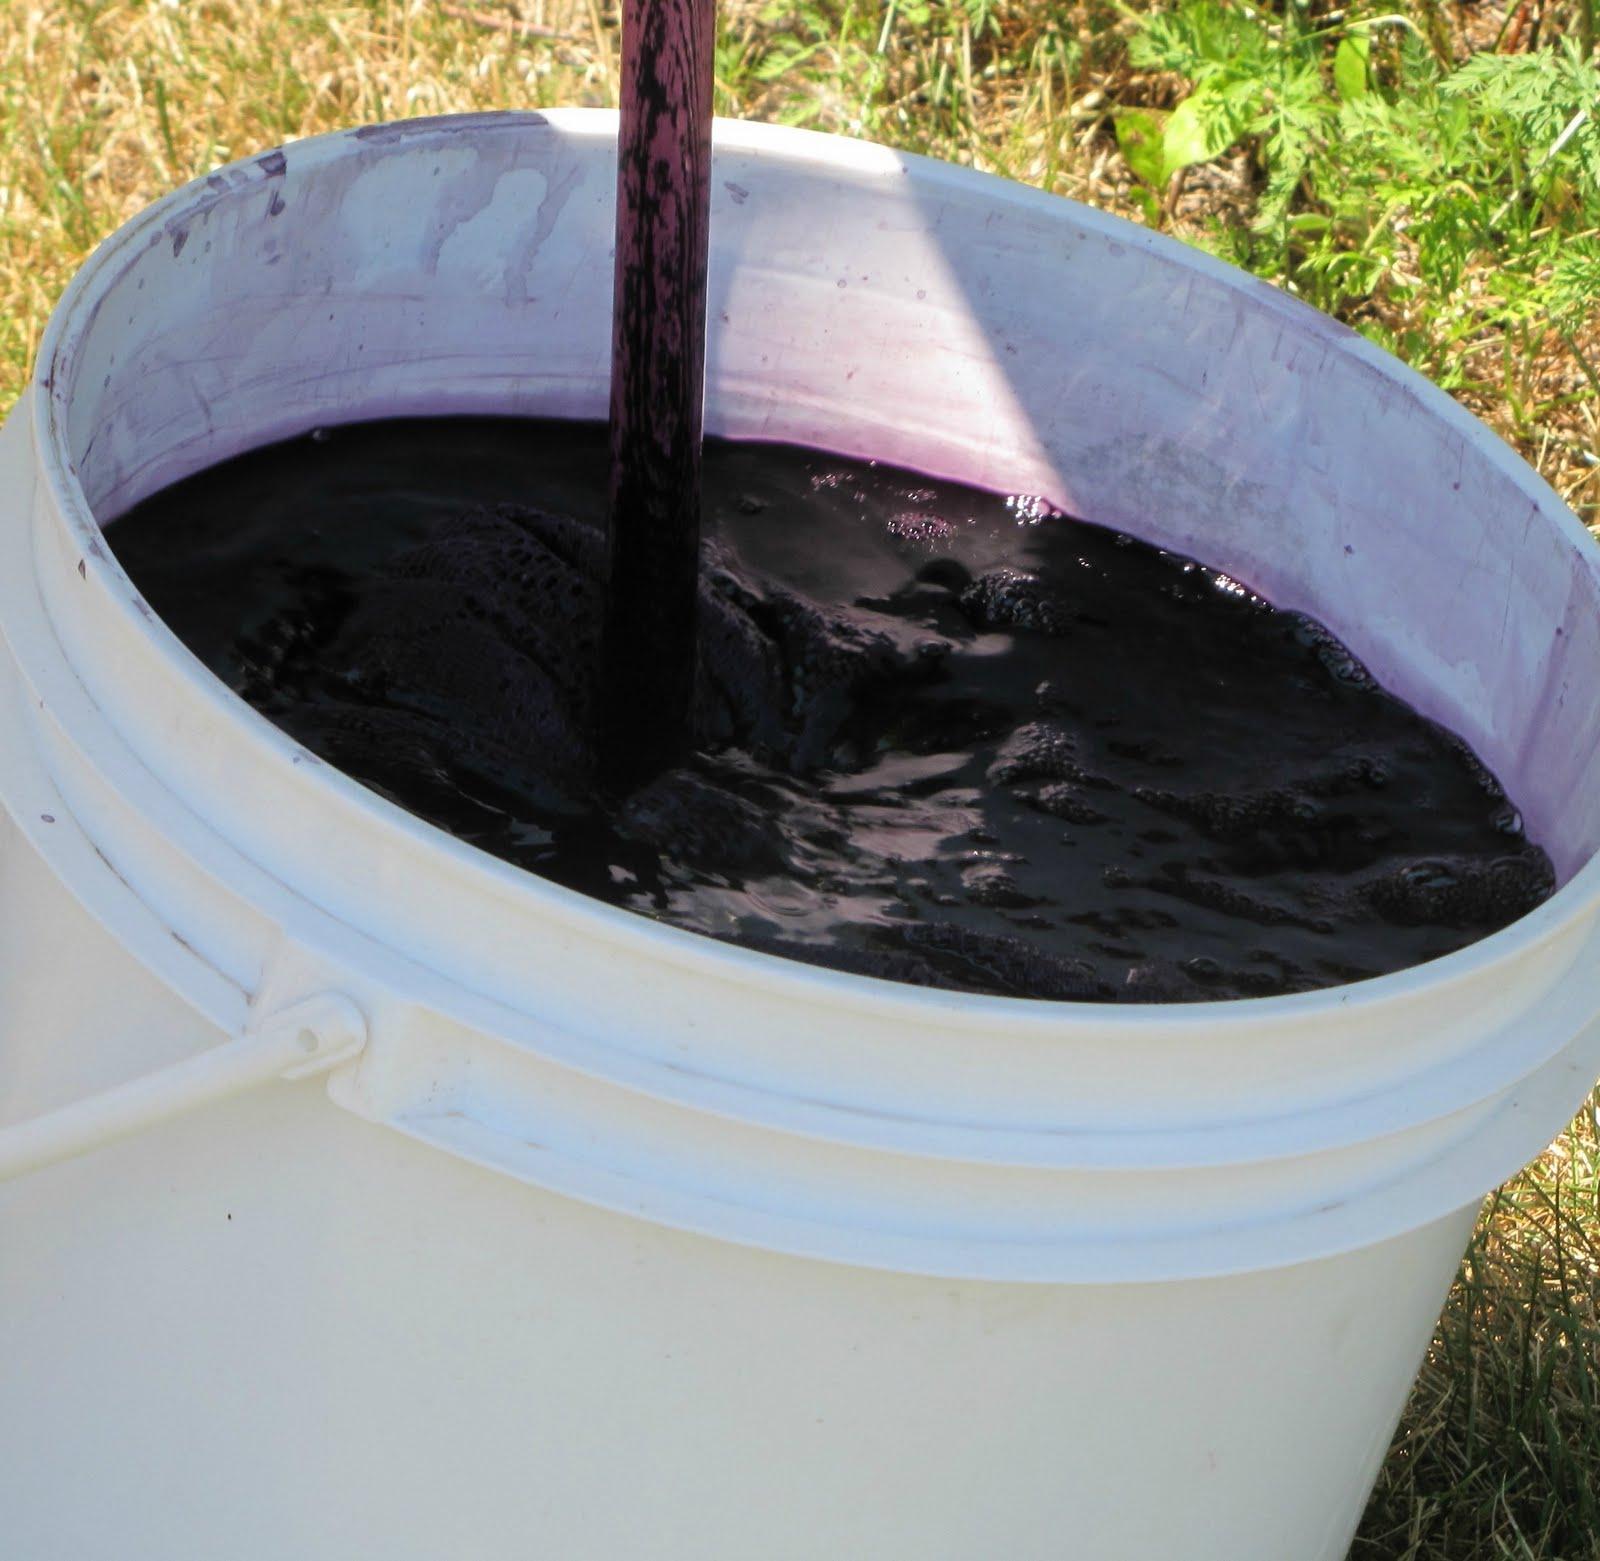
[29,108,1600,1038]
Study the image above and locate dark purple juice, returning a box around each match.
[107,416,1555,1002]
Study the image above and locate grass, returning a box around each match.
[0,2,1597,1554]
[1364,1110,1600,1559]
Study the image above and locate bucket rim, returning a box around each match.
[29,107,1600,1041]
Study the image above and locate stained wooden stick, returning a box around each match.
[600,0,716,788]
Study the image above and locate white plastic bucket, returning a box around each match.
[2,111,1599,1560]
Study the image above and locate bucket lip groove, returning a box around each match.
[374,1000,1600,1283]
[27,108,1600,1041]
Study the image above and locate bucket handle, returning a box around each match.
[0,992,367,1183]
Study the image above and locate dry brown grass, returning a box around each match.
[1,4,1598,1555]
[0,1,612,388]
[1356,1107,1600,1559]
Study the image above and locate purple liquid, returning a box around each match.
[106,416,1556,1003]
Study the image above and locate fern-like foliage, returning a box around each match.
[1125,0,1600,392]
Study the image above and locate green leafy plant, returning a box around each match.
[1123,0,1600,445]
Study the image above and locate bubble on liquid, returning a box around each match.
[887,510,955,545]
[1134,785,1321,842]
[1033,782,1106,825]
[989,722,1087,787]
[1003,494,1058,526]
[1290,614,1377,689]
[1363,850,1554,927]
[960,568,1075,636]
[961,862,1036,908]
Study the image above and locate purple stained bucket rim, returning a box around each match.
[29,107,1600,1034]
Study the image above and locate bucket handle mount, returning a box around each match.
[0,992,367,1183]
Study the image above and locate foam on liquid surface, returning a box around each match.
[107,416,1555,1002]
